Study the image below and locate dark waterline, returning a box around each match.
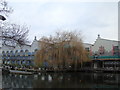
[2,72,120,88]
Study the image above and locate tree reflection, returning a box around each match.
[2,72,120,88]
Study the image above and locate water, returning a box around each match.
[2,72,120,88]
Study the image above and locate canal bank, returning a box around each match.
[2,66,120,75]
[2,56,120,74]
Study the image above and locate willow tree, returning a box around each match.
[35,31,90,70]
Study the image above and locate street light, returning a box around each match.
[0,15,6,21]
[0,15,6,68]
[0,14,6,89]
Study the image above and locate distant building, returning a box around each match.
[91,35,119,56]
[1,35,119,67]
[1,37,39,67]
[89,35,119,69]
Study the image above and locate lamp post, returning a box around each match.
[0,15,6,21]
[0,15,6,89]
[0,15,6,67]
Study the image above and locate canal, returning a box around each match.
[2,72,120,88]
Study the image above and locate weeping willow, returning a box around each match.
[35,31,91,70]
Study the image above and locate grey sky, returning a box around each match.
[7,0,118,44]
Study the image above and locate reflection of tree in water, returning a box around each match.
[33,72,95,88]
[2,72,120,88]
[32,73,120,88]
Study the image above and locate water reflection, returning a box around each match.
[2,72,120,88]
[48,75,52,82]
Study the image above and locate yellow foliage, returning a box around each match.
[35,31,91,68]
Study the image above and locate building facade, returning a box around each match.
[1,35,120,68]
[89,35,120,69]
[1,37,39,67]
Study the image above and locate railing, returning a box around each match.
[2,52,36,56]
[91,55,120,60]
[2,56,35,61]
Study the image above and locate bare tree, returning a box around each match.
[0,0,29,47]
[0,0,13,16]
[1,23,29,47]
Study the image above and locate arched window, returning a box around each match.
[6,51,9,53]
[25,49,29,56]
[20,50,24,56]
[15,50,18,53]
[35,49,38,52]
[2,51,5,56]
[2,51,4,53]
[15,50,18,56]
[10,51,13,56]
[20,50,24,52]
[25,49,29,52]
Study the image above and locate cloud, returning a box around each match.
[8,1,118,43]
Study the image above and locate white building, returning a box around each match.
[1,37,39,66]
[91,35,119,56]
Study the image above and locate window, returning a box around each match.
[20,50,24,52]
[25,50,29,56]
[85,48,90,52]
[2,51,5,54]
[6,51,9,53]
[113,46,119,56]
[35,49,38,52]
[99,46,105,55]
[10,51,13,53]
[15,50,18,53]
[25,49,28,52]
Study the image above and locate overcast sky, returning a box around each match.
[7,0,118,44]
